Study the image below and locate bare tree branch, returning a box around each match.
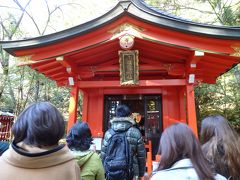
[41,0,51,35]
[207,0,225,24]
[0,5,20,10]
[41,2,84,35]
[13,0,41,35]
[11,0,32,39]
[177,6,215,14]
[47,24,57,32]
[0,21,11,38]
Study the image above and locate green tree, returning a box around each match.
[0,0,83,115]
[146,0,240,132]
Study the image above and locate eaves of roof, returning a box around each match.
[1,0,240,56]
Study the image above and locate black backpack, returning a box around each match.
[104,128,134,180]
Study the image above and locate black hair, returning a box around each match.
[12,102,65,147]
[66,122,93,151]
[116,104,131,117]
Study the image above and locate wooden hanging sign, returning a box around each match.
[119,50,139,86]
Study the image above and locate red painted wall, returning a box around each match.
[82,89,104,137]
[82,86,187,137]
[162,86,187,130]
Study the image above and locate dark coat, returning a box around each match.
[101,117,146,177]
[0,141,9,156]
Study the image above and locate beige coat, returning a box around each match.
[0,143,81,180]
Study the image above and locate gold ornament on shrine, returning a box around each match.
[230,46,240,57]
[119,34,134,50]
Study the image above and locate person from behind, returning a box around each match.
[151,123,226,180]
[66,122,104,180]
[0,102,81,180]
[101,104,146,180]
[201,115,240,180]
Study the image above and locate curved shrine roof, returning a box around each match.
[1,0,240,85]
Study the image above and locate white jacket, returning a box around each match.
[151,159,226,180]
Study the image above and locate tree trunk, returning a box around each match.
[234,65,240,86]
[34,79,40,102]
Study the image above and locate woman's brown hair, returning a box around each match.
[156,123,215,180]
[201,115,240,179]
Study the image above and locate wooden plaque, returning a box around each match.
[119,50,139,85]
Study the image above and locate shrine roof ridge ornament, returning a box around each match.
[1,0,240,56]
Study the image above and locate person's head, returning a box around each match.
[201,115,240,179]
[66,122,93,151]
[116,104,131,117]
[157,123,214,180]
[12,102,65,147]
[201,115,237,144]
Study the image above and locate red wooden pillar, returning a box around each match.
[186,84,198,137]
[162,87,169,129]
[82,90,88,122]
[67,86,79,132]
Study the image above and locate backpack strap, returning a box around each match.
[108,128,116,136]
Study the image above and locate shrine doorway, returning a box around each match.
[103,94,162,158]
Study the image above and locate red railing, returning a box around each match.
[143,140,152,179]
[0,115,14,141]
[143,140,161,180]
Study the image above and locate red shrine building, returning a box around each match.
[2,0,240,158]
